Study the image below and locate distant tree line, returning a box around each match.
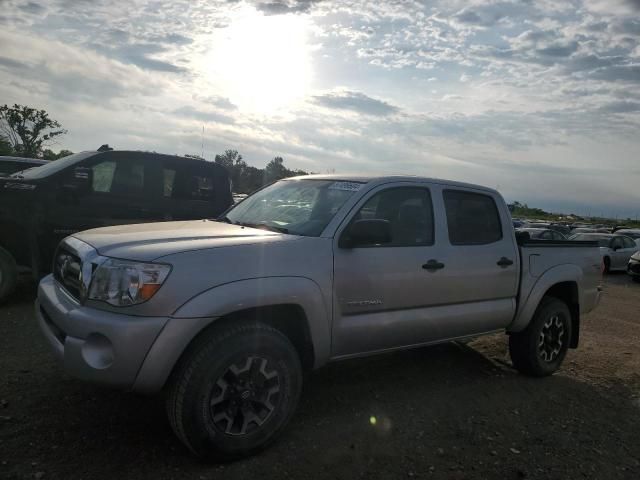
[211,149,309,194]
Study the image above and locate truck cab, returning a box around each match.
[0,150,232,301]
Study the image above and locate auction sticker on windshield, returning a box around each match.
[328,181,364,192]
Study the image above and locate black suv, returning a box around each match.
[0,150,233,301]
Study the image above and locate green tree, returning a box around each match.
[0,135,13,156]
[214,149,242,170]
[42,148,74,160]
[263,156,288,184]
[0,104,67,158]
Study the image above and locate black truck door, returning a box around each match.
[48,152,156,249]
[161,159,231,220]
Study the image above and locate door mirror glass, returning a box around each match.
[342,219,392,248]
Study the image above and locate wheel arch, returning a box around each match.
[509,265,582,348]
[132,277,330,393]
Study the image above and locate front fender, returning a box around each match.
[508,264,583,333]
[132,277,330,393]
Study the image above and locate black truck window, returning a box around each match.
[91,159,145,195]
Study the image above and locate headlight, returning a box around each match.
[88,259,171,306]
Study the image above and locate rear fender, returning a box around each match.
[509,264,583,333]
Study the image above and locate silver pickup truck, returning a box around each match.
[36,175,602,460]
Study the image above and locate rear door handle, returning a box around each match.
[422,259,445,271]
[497,257,514,267]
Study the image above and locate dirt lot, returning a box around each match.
[1,274,639,480]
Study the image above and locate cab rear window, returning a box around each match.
[443,190,502,245]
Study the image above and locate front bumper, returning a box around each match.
[36,274,169,390]
[627,258,640,277]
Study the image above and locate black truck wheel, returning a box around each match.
[0,248,18,304]
[509,296,572,377]
[165,322,302,461]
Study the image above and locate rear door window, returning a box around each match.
[622,237,636,249]
[166,163,216,202]
[611,237,624,249]
[443,190,502,245]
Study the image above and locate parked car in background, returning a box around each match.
[615,229,640,247]
[0,156,47,177]
[549,223,571,236]
[516,228,567,241]
[568,233,638,273]
[571,228,599,234]
[627,251,640,282]
[512,219,525,229]
[37,174,602,460]
[0,150,233,302]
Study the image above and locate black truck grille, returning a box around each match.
[53,248,83,301]
[629,262,640,275]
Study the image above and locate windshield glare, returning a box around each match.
[225,179,363,236]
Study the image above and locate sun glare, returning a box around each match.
[209,9,312,114]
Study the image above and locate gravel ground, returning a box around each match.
[1,273,639,480]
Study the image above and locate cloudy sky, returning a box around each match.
[1,0,639,217]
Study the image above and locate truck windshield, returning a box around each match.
[224,179,364,237]
[11,151,96,179]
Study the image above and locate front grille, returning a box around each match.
[53,247,83,301]
[629,262,640,274]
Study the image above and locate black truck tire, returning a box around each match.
[165,322,302,461]
[0,248,18,304]
[509,296,572,377]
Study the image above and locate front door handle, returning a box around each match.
[497,257,514,267]
[422,259,445,271]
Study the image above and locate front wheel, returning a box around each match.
[165,322,302,461]
[509,297,572,377]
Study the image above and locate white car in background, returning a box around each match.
[568,233,639,273]
[614,229,640,248]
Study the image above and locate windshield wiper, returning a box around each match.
[217,215,234,224]
[237,222,289,234]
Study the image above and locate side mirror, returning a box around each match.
[63,166,92,193]
[341,219,392,248]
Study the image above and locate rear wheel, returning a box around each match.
[509,297,572,377]
[0,248,18,304]
[165,322,302,461]
[603,257,611,274]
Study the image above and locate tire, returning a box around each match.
[509,297,572,377]
[165,322,302,461]
[0,248,18,304]
[603,257,611,274]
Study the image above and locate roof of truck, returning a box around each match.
[284,174,500,195]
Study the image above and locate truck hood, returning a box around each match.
[73,220,297,261]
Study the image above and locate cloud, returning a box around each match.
[173,106,235,124]
[255,0,319,15]
[312,90,400,116]
[0,55,28,69]
[18,2,45,14]
[0,31,165,101]
[596,100,640,113]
